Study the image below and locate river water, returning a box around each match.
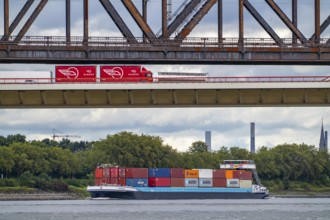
[0,198,329,220]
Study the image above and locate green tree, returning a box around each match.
[91,132,181,168]
[0,147,15,177]
[187,141,209,153]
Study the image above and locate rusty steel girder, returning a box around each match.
[0,0,329,65]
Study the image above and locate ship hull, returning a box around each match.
[88,187,268,200]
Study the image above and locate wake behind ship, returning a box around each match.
[87,160,269,200]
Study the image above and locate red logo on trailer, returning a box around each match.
[100,66,153,82]
[55,66,96,82]
[102,67,124,79]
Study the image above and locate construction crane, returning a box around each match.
[52,129,81,141]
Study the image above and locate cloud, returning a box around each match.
[0,106,329,152]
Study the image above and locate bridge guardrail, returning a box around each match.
[0,36,328,48]
[0,76,329,84]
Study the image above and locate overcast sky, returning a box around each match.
[0,0,329,152]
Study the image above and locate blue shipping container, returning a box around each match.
[148,168,171,178]
[126,178,148,187]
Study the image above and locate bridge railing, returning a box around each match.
[0,36,328,48]
[0,76,328,84]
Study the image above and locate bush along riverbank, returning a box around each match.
[0,177,91,200]
[264,180,330,198]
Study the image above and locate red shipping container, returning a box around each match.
[171,168,185,178]
[148,178,171,187]
[111,168,118,177]
[213,178,227,187]
[102,177,110,184]
[95,168,103,179]
[100,66,153,82]
[170,178,185,187]
[240,171,252,180]
[125,168,148,178]
[95,178,102,186]
[213,169,226,179]
[118,177,126,186]
[55,66,96,82]
[110,177,118,185]
[118,168,126,178]
[233,170,241,179]
[103,168,110,178]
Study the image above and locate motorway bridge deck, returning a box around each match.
[0,77,329,108]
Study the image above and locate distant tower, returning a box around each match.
[325,131,328,150]
[205,131,211,151]
[319,120,327,151]
[250,122,255,153]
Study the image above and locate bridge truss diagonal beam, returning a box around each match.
[121,0,157,43]
[14,0,49,43]
[1,0,35,41]
[160,0,202,38]
[310,15,330,40]
[265,0,307,44]
[175,0,217,41]
[243,0,285,47]
[99,0,137,44]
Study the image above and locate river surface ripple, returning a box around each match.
[0,198,330,220]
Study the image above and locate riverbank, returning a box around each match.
[0,192,84,201]
[271,192,330,198]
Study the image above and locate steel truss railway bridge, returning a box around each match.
[0,0,329,108]
[0,0,329,64]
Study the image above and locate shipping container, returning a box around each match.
[148,178,171,187]
[240,171,252,180]
[212,178,227,187]
[95,178,102,186]
[126,178,148,187]
[213,169,226,179]
[55,66,96,82]
[118,168,126,178]
[102,177,110,184]
[185,178,199,187]
[184,170,199,178]
[227,178,240,188]
[110,177,118,185]
[233,170,240,179]
[225,170,234,179]
[118,177,126,186]
[170,178,185,187]
[198,178,213,188]
[232,170,252,180]
[195,169,213,178]
[148,168,171,178]
[100,66,153,82]
[95,168,103,179]
[125,168,148,178]
[110,168,118,177]
[240,180,253,188]
[170,168,185,178]
[103,168,110,178]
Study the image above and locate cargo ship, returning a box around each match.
[87,160,269,200]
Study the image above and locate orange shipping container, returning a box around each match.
[225,170,234,179]
[184,169,199,178]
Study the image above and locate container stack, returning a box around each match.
[94,167,253,189]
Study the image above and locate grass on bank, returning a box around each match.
[263,180,330,195]
[0,177,91,198]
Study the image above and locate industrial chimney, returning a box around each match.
[205,131,211,151]
[250,122,255,153]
